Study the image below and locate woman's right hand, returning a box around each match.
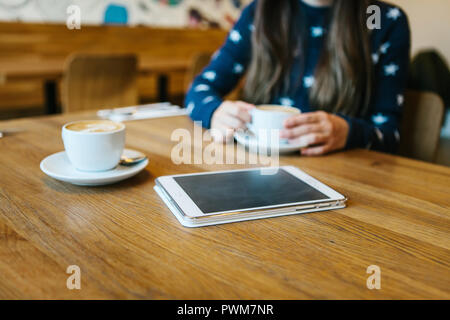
[210,101,255,142]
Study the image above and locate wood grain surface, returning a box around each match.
[0,113,449,299]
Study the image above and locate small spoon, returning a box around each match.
[119,151,147,166]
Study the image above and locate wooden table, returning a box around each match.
[0,57,191,114]
[0,57,191,81]
[0,113,449,299]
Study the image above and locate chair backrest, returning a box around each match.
[399,90,445,162]
[184,52,244,101]
[62,54,138,113]
[184,52,213,92]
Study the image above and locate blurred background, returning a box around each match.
[0,0,448,165]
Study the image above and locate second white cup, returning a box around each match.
[248,105,300,143]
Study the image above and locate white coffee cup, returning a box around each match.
[62,120,125,172]
[248,105,301,143]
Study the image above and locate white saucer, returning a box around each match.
[40,149,149,186]
[234,131,308,154]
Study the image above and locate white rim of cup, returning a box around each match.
[62,120,125,135]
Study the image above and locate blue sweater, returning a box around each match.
[185,0,411,153]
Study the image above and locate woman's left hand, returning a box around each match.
[280,111,350,156]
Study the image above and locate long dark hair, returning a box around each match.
[243,0,372,117]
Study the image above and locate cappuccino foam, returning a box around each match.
[66,120,123,133]
[258,105,299,114]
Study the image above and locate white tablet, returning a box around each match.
[155,166,346,219]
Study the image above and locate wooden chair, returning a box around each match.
[62,54,138,113]
[184,52,213,92]
[399,90,445,162]
[184,52,244,101]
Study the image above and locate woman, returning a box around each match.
[185,0,410,155]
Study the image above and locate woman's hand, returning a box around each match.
[280,111,349,156]
[210,101,255,142]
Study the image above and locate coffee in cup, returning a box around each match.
[256,105,299,114]
[65,120,123,133]
[248,105,300,144]
[62,120,125,172]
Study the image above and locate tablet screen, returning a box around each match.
[173,169,329,214]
